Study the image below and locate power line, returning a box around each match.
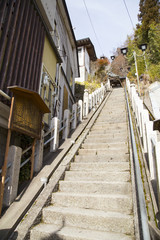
[123,0,135,29]
[83,0,104,56]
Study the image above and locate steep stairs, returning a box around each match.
[30,88,136,240]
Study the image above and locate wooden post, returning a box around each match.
[30,138,36,179]
[0,97,14,216]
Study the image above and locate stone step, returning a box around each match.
[30,223,134,240]
[84,138,127,144]
[78,149,128,156]
[98,110,126,115]
[70,162,130,171]
[94,120,127,125]
[102,103,125,108]
[99,107,126,111]
[98,113,126,117]
[91,124,127,130]
[88,131,127,137]
[96,118,126,123]
[52,192,133,214]
[74,154,129,162]
[59,181,132,195]
[90,129,127,134]
[86,136,128,143]
[81,142,128,150]
[96,120,127,124]
[42,206,134,235]
[64,171,130,182]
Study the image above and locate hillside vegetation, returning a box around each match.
[125,0,160,83]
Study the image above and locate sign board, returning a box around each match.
[8,86,50,139]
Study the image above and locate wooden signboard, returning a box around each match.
[0,86,50,215]
[9,86,50,138]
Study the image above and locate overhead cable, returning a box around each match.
[83,0,104,56]
[123,0,135,29]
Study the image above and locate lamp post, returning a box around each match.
[121,45,147,96]
[133,51,140,95]
[139,44,148,71]
[121,47,140,95]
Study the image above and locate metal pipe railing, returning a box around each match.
[20,157,30,169]
[125,87,151,240]
[0,90,11,101]
[44,135,55,146]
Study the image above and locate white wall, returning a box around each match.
[76,46,90,83]
[85,48,90,73]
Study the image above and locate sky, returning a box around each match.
[65,0,140,59]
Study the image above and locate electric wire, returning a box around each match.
[83,0,104,56]
[123,0,135,29]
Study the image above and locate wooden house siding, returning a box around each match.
[0,0,45,100]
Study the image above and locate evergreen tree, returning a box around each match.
[137,0,160,42]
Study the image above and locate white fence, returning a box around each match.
[0,83,109,208]
[126,77,160,207]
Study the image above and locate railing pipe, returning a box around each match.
[44,135,55,146]
[0,162,12,174]
[20,157,30,169]
[0,90,11,100]
[22,145,32,155]
[125,87,151,240]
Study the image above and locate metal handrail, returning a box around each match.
[44,135,55,146]
[70,115,75,123]
[0,90,11,101]
[20,157,30,169]
[43,127,55,138]
[59,125,65,132]
[125,87,151,240]
[59,118,66,132]
[0,162,12,174]
[22,145,32,156]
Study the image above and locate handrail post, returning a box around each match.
[78,100,83,122]
[92,92,95,109]
[83,89,89,117]
[141,109,149,153]
[89,94,92,111]
[145,121,157,180]
[50,117,59,152]
[63,109,70,139]
[34,130,44,172]
[3,145,22,207]
[71,104,77,130]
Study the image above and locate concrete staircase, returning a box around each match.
[30,88,135,240]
